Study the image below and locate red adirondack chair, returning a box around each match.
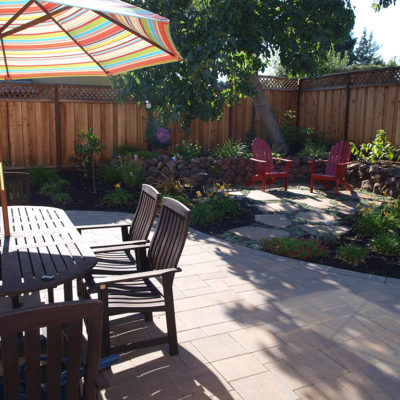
[309,140,354,195]
[248,138,292,191]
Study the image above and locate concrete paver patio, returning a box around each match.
[68,209,400,400]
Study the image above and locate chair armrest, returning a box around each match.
[309,159,327,173]
[92,240,149,253]
[273,158,292,164]
[76,222,131,232]
[249,157,267,164]
[93,268,181,285]
[337,161,352,166]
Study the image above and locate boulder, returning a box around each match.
[361,179,374,192]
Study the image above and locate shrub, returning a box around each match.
[102,184,134,207]
[28,166,59,186]
[118,156,144,188]
[297,140,330,159]
[336,244,367,265]
[260,237,329,260]
[39,179,70,196]
[70,127,106,193]
[101,164,121,184]
[351,129,400,162]
[50,192,72,206]
[174,139,202,161]
[355,204,398,237]
[211,139,251,158]
[156,173,188,197]
[191,184,244,227]
[372,233,400,256]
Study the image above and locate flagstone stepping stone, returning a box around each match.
[257,202,301,213]
[246,190,281,201]
[333,202,358,215]
[296,210,335,223]
[255,214,292,228]
[229,226,290,241]
[288,188,312,196]
[293,197,333,210]
[302,224,350,236]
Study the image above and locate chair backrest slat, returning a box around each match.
[0,300,103,400]
[326,140,351,178]
[148,197,191,271]
[252,138,275,174]
[129,184,160,241]
[4,172,30,206]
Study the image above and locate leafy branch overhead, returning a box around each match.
[114,0,355,134]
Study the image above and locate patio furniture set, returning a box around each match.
[0,180,191,398]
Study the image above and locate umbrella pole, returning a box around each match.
[0,159,10,237]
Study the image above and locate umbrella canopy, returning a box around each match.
[0,0,182,79]
[0,0,182,236]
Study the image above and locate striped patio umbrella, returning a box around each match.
[0,0,182,235]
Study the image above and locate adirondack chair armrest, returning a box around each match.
[309,159,328,173]
[337,161,352,166]
[92,240,150,254]
[249,157,267,165]
[273,158,292,173]
[93,268,181,286]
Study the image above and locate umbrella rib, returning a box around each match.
[0,38,10,79]
[0,0,35,36]
[0,6,70,39]
[34,1,110,76]
[94,10,178,60]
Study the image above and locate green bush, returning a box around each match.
[39,179,70,196]
[297,140,330,159]
[355,205,398,237]
[174,139,202,161]
[28,166,59,186]
[102,185,134,207]
[260,237,329,260]
[336,244,367,265]
[101,164,121,184]
[118,158,144,188]
[351,129,400,162]
[191,186,244,227]
[50,192,72,206]
[372,233,400,256]
[211,139,250,158]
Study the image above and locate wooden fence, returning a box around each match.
[0,66,399,167]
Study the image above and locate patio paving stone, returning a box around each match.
[246,190,282,201]
[255,213,292,228]
[256,202,301,213]
[296,210,336,223]
[301,224,350,236]
[228,226,290,241]
[293,197,333,209]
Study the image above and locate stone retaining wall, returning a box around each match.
[138,155,400,198]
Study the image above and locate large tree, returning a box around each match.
[354,28,382,65]
[114,0,354,152]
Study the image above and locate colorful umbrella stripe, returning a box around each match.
[0,0,182,79]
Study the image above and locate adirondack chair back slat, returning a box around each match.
[252,138,275,174]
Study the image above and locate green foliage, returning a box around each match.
[113,0,354,131]
[156,173,188,197]
[135,150,160,158]
[211,139,250,158]
[260,237,329,260]
[28,166,58,186]
[102,184,134,207]
[351,130,399,162]
[174,139,202,161]
[297,141,330,159]
[39,179,70,196]
[70,128,106,193]
[372,232,400,256]
[49,192,72,206]
[336,244,367,265]
[101,164,121,185]
[118,156,144,188]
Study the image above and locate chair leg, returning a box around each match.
[310,176,314,193]
[144,312,153,322]
[261,177,266,192]
[335,180,339,195]
[284,176,288,191]
[98,287,111,357]
[163,275,178,356]
[342,179,354,194]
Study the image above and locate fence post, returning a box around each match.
[54,85,62,169]
[344,72,351,141]
[228,106,233,139]
[296,78,302,128]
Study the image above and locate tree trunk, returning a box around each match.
[248,75,289,153]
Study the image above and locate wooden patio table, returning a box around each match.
[0,206,96,303]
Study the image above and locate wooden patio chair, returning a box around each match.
[85,197,191,357]
[77,184,160,277]
[4,171,30,205]
[248,138,292,191]
[309,140,354,195]
[0,300,103,400]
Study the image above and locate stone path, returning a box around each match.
[228,186,361,244]
[65,210,400,399]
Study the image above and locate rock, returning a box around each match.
[222,169,236,182]
[388,168,400,178]
[234,176,244,184]
[361,179,374,192]
[191,172,207,184]
[384,176,397,186]
[369,165,379,174]
[387,187,399,198]
[147,166,160,177]
[373,182,384,194]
